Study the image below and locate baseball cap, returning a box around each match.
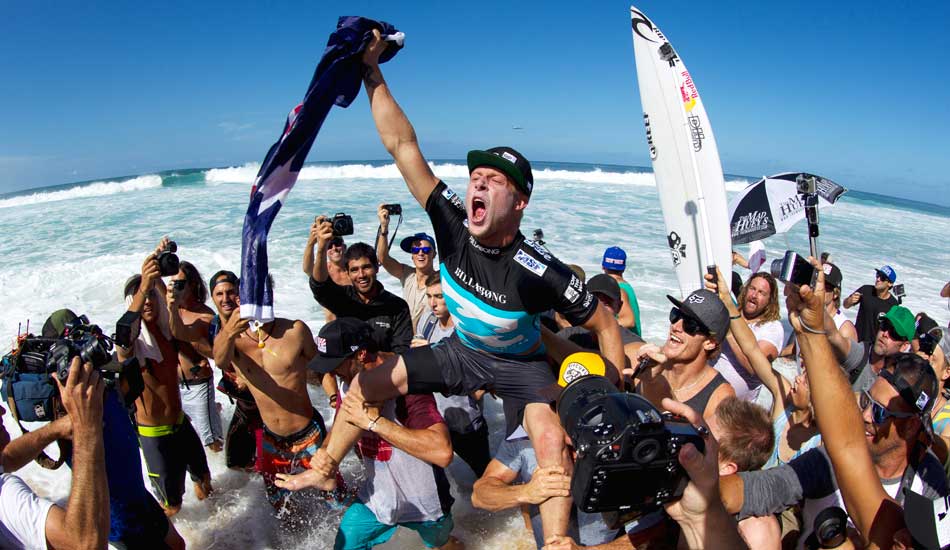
[666,289,730,343]
[467,146,534,197]
[399,232,436,254]
[880,305,915,341]
[916,313,939,339]
[821,262,842,289]
[879,353,938,417]
[538,352,607,401]
[939,332,950,369]
[307,318,375,374]
[586,274,621,306]
[601,246,627,271]
[209,270,239,291]
[877,265,897,283]
[567,264,586,280]
[42,309,79,338]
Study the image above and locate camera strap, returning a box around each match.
[376,213,403,251]
[4,392,68,470]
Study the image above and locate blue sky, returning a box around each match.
[1,2,948,205]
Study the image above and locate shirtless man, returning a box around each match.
[212,288,324,509]
[120,244,212,516]
[167,260,224,452]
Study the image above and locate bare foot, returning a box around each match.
[194,476,213,500]
[163,504,181,517]
[274,468,338,492]
[207,440,223,453]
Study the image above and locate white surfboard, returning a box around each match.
[630,5,732,297]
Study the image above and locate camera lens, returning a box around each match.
[632,439,660,464]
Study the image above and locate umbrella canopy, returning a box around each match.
[729,172,847,245]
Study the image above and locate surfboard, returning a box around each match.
[629,6,732,297]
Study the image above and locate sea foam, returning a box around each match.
[0,175,163,209]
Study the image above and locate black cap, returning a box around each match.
[307,318,375,374]
[467,146,534,196]
[879,353,938,417]
[666,289,730,343]
[42,309,78,338]
[821,262,843,289]
[586,274,621,306]
[209,270,239,291]
[916,313,939,340]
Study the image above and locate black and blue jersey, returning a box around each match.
[426,181,597,357]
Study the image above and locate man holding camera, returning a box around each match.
[0,356,109,550]
[376,203,438,329]
[634,289,736,422]
[166,261,224,453]
[119,244,213,516]
[308,218,413,354]
[303,217,350,323]
[278,31,625,544]
[212,275,326,510]
[844,265,899,343]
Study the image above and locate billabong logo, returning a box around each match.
[668,232,687,266]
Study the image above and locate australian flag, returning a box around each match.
[240,16,403,322]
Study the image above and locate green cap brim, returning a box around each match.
[467,150,528,195]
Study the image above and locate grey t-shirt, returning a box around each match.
[739,446,949,549]
[843,341,875,393]
[495,438,622,549]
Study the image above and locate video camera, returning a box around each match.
[157,240,180,277]
[557,375,704,513]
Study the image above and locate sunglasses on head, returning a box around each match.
[669,307,710,336]
[411,246,432,255]
[859,390,916,425]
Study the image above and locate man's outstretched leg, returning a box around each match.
[523,402,573,542]
[274,355,409,491]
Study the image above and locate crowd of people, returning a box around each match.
[3,30,950,550]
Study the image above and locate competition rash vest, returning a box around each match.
[426,181,597,357]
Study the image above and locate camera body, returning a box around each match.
[771,250,818,287]
[892,283,906,299]
[919,331,938,356]
[797,174,818,195]
[331,212,354,237]
[557,376,704,513]
[157,241,180,277]
[45,319,115,383]
[382,204,402,216]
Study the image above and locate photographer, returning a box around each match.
[0,356,108,550]
[376,203,438,329]
[118,242,213,516]
[303,216,350,323]
[308,215,412,353]
[166,260,224,453]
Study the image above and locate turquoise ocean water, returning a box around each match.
[0,161,947,548]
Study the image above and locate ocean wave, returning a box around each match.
[0,175,163,209]
[203,161,750,191]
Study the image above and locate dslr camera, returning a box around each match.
[46,317,114,383]
[157,240,180,277]
[382,203,402,216]
[557,375,705,513]
[331,212,354,237]
[771,250,818,287]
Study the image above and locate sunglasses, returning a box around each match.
[669,307,710,336]
[876,272,889,282]
[328,240,345,249]
[878,319,906,341]
[411,246,432,255]
[859,390,915,425]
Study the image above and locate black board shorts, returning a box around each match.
[404,332,556,435]
[137,414,210,508]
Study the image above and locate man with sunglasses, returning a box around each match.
[303,217,350,323]
[827,304,917,394]
[844,265,899,343]
[634,289,735,421]
[721,353,949,549]
[377,203,438,329]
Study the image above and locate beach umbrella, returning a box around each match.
[729,172,847,245]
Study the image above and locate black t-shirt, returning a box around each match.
[426,181,597,357]
[309,278,412,354]
[853,284,898,343]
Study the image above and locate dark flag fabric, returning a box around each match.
[240,16,403,322]
[729,172,847,245]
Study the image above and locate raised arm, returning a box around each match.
[310,216,334,282]
[1,416,71,473]
[302,216,320,276]
[375,204,410,279]
[44,358,109,550]
[166,286,213,357]
[706,268,790,420]
[362,30,439,207]
[793,260,903,549]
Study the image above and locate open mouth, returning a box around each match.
[471,198,487,224]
